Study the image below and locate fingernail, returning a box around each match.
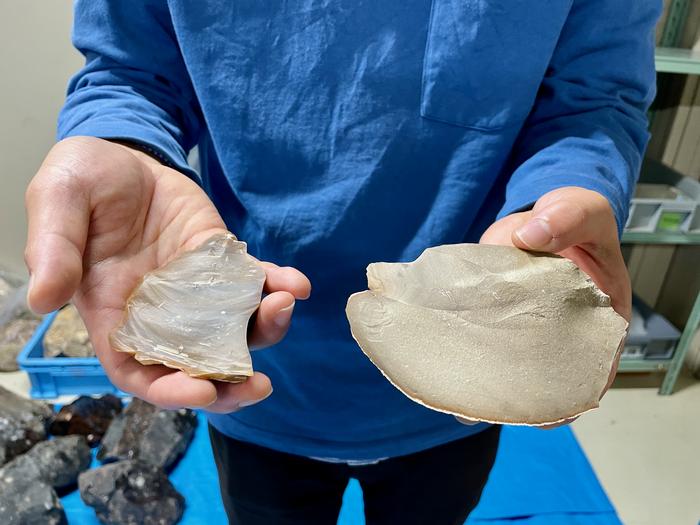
[273,302,295,328]
[239,387,273,408]
[515,218,552,249]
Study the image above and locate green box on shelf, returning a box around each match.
[625,159,700,235]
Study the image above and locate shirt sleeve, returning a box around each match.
[498,0,661,235]
[57,0,201,180]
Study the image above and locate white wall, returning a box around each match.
[0,1,82,276]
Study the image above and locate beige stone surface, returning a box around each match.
[346,244,628,425]
[111,233,265,383]
[44,304,94,358]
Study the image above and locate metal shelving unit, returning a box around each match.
[656,47,700,75]
[617,0,700,395]
[619,230,700,395]
[622,231,700,245]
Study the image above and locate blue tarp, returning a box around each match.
[63,414,621,525]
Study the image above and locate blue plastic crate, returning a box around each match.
[17,311,125,398]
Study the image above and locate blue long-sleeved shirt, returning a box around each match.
[58,0,658,460]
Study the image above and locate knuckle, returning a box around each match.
[28,163,88,208]
[23,246,34,266]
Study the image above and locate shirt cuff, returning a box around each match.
[498,171,628,238]
[57,121,200,183]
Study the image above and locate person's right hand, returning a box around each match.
[25,136,311,412]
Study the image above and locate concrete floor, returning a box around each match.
[1,368,698,524]
[573,369,700,525]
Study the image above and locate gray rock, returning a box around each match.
[0,317,41,372]
[0,386,52,466]
[43,304,95,358]
[98,398,197,470]
[79,460,184,525]
[50,394,123,446]
[0,480,67,525]
[0,435,91,492]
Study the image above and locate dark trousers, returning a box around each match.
[209,425,501,525]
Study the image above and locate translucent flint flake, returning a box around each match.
[110,233,265,382]
[346,244,629,426]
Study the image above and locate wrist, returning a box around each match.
[109,139,170,169]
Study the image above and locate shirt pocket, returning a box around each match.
[421,0,572,131]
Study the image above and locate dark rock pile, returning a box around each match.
[98,398,197,470]
[50,394,123,446]
[0,387,195,525]
[79,460,185,525]
[0,385,52,466]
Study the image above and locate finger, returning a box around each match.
[248,291,296,349]
[560,245,632,321]
[205,372,273,414]
[260,262,311,299]
[511,190,616,253]
[25,165,89,313]
[480,211,530,246]
[144,371,219,409]
[106,353,218,408]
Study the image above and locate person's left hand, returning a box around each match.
[458,186,631,428]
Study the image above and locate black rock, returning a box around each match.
[0,435,92,492]
[98,398,197,470]
[79,460,184,525]
[0,385,52,466]
[0,480,67,525]
[50,394,123,446]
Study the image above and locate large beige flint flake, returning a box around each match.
[346,244,628,426]
[110,233,265,382]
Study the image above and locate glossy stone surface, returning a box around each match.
[0,385,52,466]
[50,395,123,446]
[346,244,628,426]
[79,460,184,525]
[44,304,95,358]
[110,232,265,382]
[98,398,197,470]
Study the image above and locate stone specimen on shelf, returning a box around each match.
[0,435,91,491]
[44,304,95,358]
[0,480,67,525]
[110,232,265,383]
[346,244,629,426]
[98,398,197,470]
[0,385,52,466]
[50,394,123,446]
[79,460,184,525]
[0,317,41,371]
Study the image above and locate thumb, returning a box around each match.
[511,191,615,253]
[24,168,89,313]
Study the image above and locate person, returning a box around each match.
[25,1,658,523]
